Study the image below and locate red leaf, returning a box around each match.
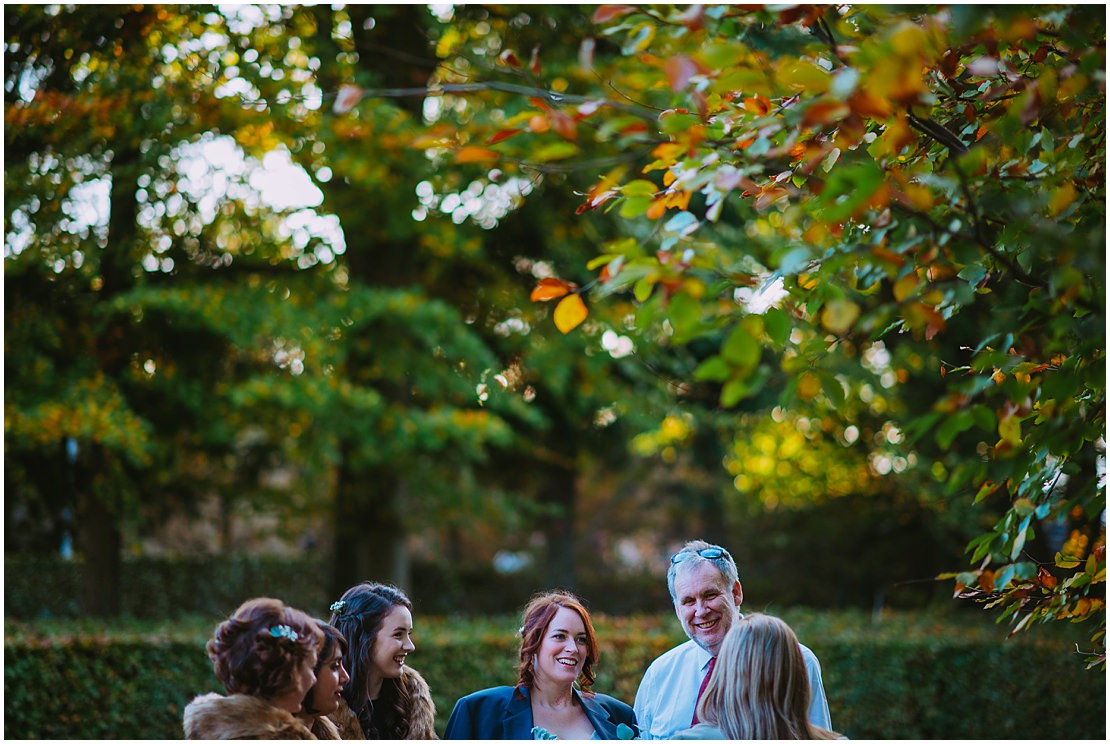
[592,5,638,23]
[500,50,521,68]
[550,112,578,141]
[487,128,522,145]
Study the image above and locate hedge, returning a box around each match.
[4,549,949,621]
[3,555,331,620]
[4,610,1104,739]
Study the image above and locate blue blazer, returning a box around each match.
[444,685,638,740]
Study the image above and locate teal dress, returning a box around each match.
[533,726,602,739]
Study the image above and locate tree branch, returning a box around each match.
[907,112,969,155]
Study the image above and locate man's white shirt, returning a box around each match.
[633,637,832,739]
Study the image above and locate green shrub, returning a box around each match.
[4,610,1104,739]
[4,555,330,620]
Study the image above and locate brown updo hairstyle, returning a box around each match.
[516,590,599,691]
[206,597,323,701]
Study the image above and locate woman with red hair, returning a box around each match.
[445,590,638,740]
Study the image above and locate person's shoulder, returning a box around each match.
[584,690,634,714]
[456,685,517,705]
[645,639,699,671]
[670,723,724,740]
[798,640,823,664]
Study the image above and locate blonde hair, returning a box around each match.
[696,613,840,740]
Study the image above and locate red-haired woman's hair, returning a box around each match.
[516,590,599,691]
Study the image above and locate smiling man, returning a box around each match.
[633,540,832,739]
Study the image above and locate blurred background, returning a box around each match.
[4,3,1105,739]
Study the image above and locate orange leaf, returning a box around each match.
[553,294,588,334]
[801,100,850,127]
[742,95,773,115]
[499,50,521,68]
[592,5,638,23]
[646,199,667,219]
[487,128,522,145]
[848,89,893,120]
[531,278,573,302]
[455,146,500,164]
[550,112,578,141]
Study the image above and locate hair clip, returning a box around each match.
[269,625,299,642]
[330,600,347,615]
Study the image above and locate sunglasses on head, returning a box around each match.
[670,546,726,564]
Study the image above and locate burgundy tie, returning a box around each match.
[691,656,717,726]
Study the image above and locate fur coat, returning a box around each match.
[328,666,437,739]
[183,692,317,739]
[305,713,343,740]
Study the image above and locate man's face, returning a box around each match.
[672,560,743,656]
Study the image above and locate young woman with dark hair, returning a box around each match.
[444,590,638,740]
[183,597,324,739]
[326,582,436,739]
[297,620,352,739]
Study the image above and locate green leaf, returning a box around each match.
[531,141,579,161]
[820,372,846,408]
[720,375,753,408]
[667,292,702,344]
[693,356,732,383]
[764,307,791,345]
[622,179,659,198]
[720,325,760,369]
[936,409,975,449]
[958,264,986,288]
[993,564,1017,590]
[619,195,652,219]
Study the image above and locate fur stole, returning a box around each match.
[183,692,316,739]
[305,713,343,740]
[328,666,437,739]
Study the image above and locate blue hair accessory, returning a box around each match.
[330,600,347,615]
[269,625,299,642]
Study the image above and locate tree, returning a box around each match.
[4,5,279,614]
[427,5,1105,663]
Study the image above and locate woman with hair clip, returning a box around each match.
[327,582,437,739]
[296,620,352,739]
[444,590,638,740]
[672,613,844,740]
[183,597,324,739]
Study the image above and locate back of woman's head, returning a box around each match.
[206,597,322,700]
[516,590,599,691]
[699,613,817,740]
[328,582,412,707]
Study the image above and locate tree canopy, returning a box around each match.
[5,4,1104,665]
[399,4,1105,665]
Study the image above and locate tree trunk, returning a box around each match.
[322,3,428,600]
[539,457,578,590]
[332,456,410,596]
[76,446,122,617]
